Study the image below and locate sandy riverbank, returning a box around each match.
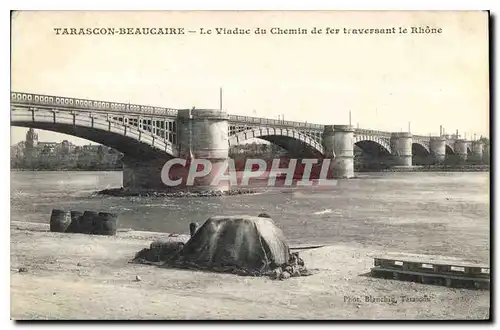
[10,221,490,320]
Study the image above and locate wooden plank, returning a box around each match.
[370,266,490,290]
[290,244,326,251]
[371,266,490,282]
[373,257,489,277]
[374,257,489,271]
[373,255,489,270]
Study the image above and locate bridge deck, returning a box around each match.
[11,91,475,141]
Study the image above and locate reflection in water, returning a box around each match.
[10,171,490,262]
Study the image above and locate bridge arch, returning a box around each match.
[11,109,178,159]
[354,135,391,155]
[412,142,430,156]
[228,127,324,157]
[354,140,392,156]
[412,142,431,165]
[445,144,455,155]
[353,136,392,170]
[412,141,430,153]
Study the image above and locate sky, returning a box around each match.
[10,11,490,145]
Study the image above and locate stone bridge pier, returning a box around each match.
[123,109,230,192]
[177,109,230,192]
[390,132,412,167]
[429,136,446,165]
[123,156,170,190]
[454,139,468,162]
[471,141,484,163]
[323,125,354,178]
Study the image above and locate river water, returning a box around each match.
[10,171,490,263]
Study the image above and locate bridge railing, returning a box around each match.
[228,115,324,131]
[11,92,179,117]
[354,129,436,140]
[11,92,456,140]
[413,134,432,140]
[354,128,393,138]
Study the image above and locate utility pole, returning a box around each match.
[408,121,411,133]
[349,111,352,126]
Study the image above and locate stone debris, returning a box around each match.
[133,246,316,280]
[96,187,259,198]
[268,252,312,280]
[18,267,28,273]
[135,275,142,282]
[134,240,186,263]
[280,271,291,280]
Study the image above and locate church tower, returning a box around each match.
[25,128,38,160]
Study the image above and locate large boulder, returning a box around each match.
[132,215,315,279]
[168,215,291,275]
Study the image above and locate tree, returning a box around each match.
[97,145,105,162]
[41,145,52,156]
[260,143,268,155]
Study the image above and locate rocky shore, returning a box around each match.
[380,165,490,173]
[95,187,261,198]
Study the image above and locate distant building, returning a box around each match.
[82,144,101,152]
[37,142,59,156]
[229,142,286,157]
[24,128,39,159]
[60,140,73,154]
[25,128,38,149]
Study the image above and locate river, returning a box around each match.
[10,171,490,263]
